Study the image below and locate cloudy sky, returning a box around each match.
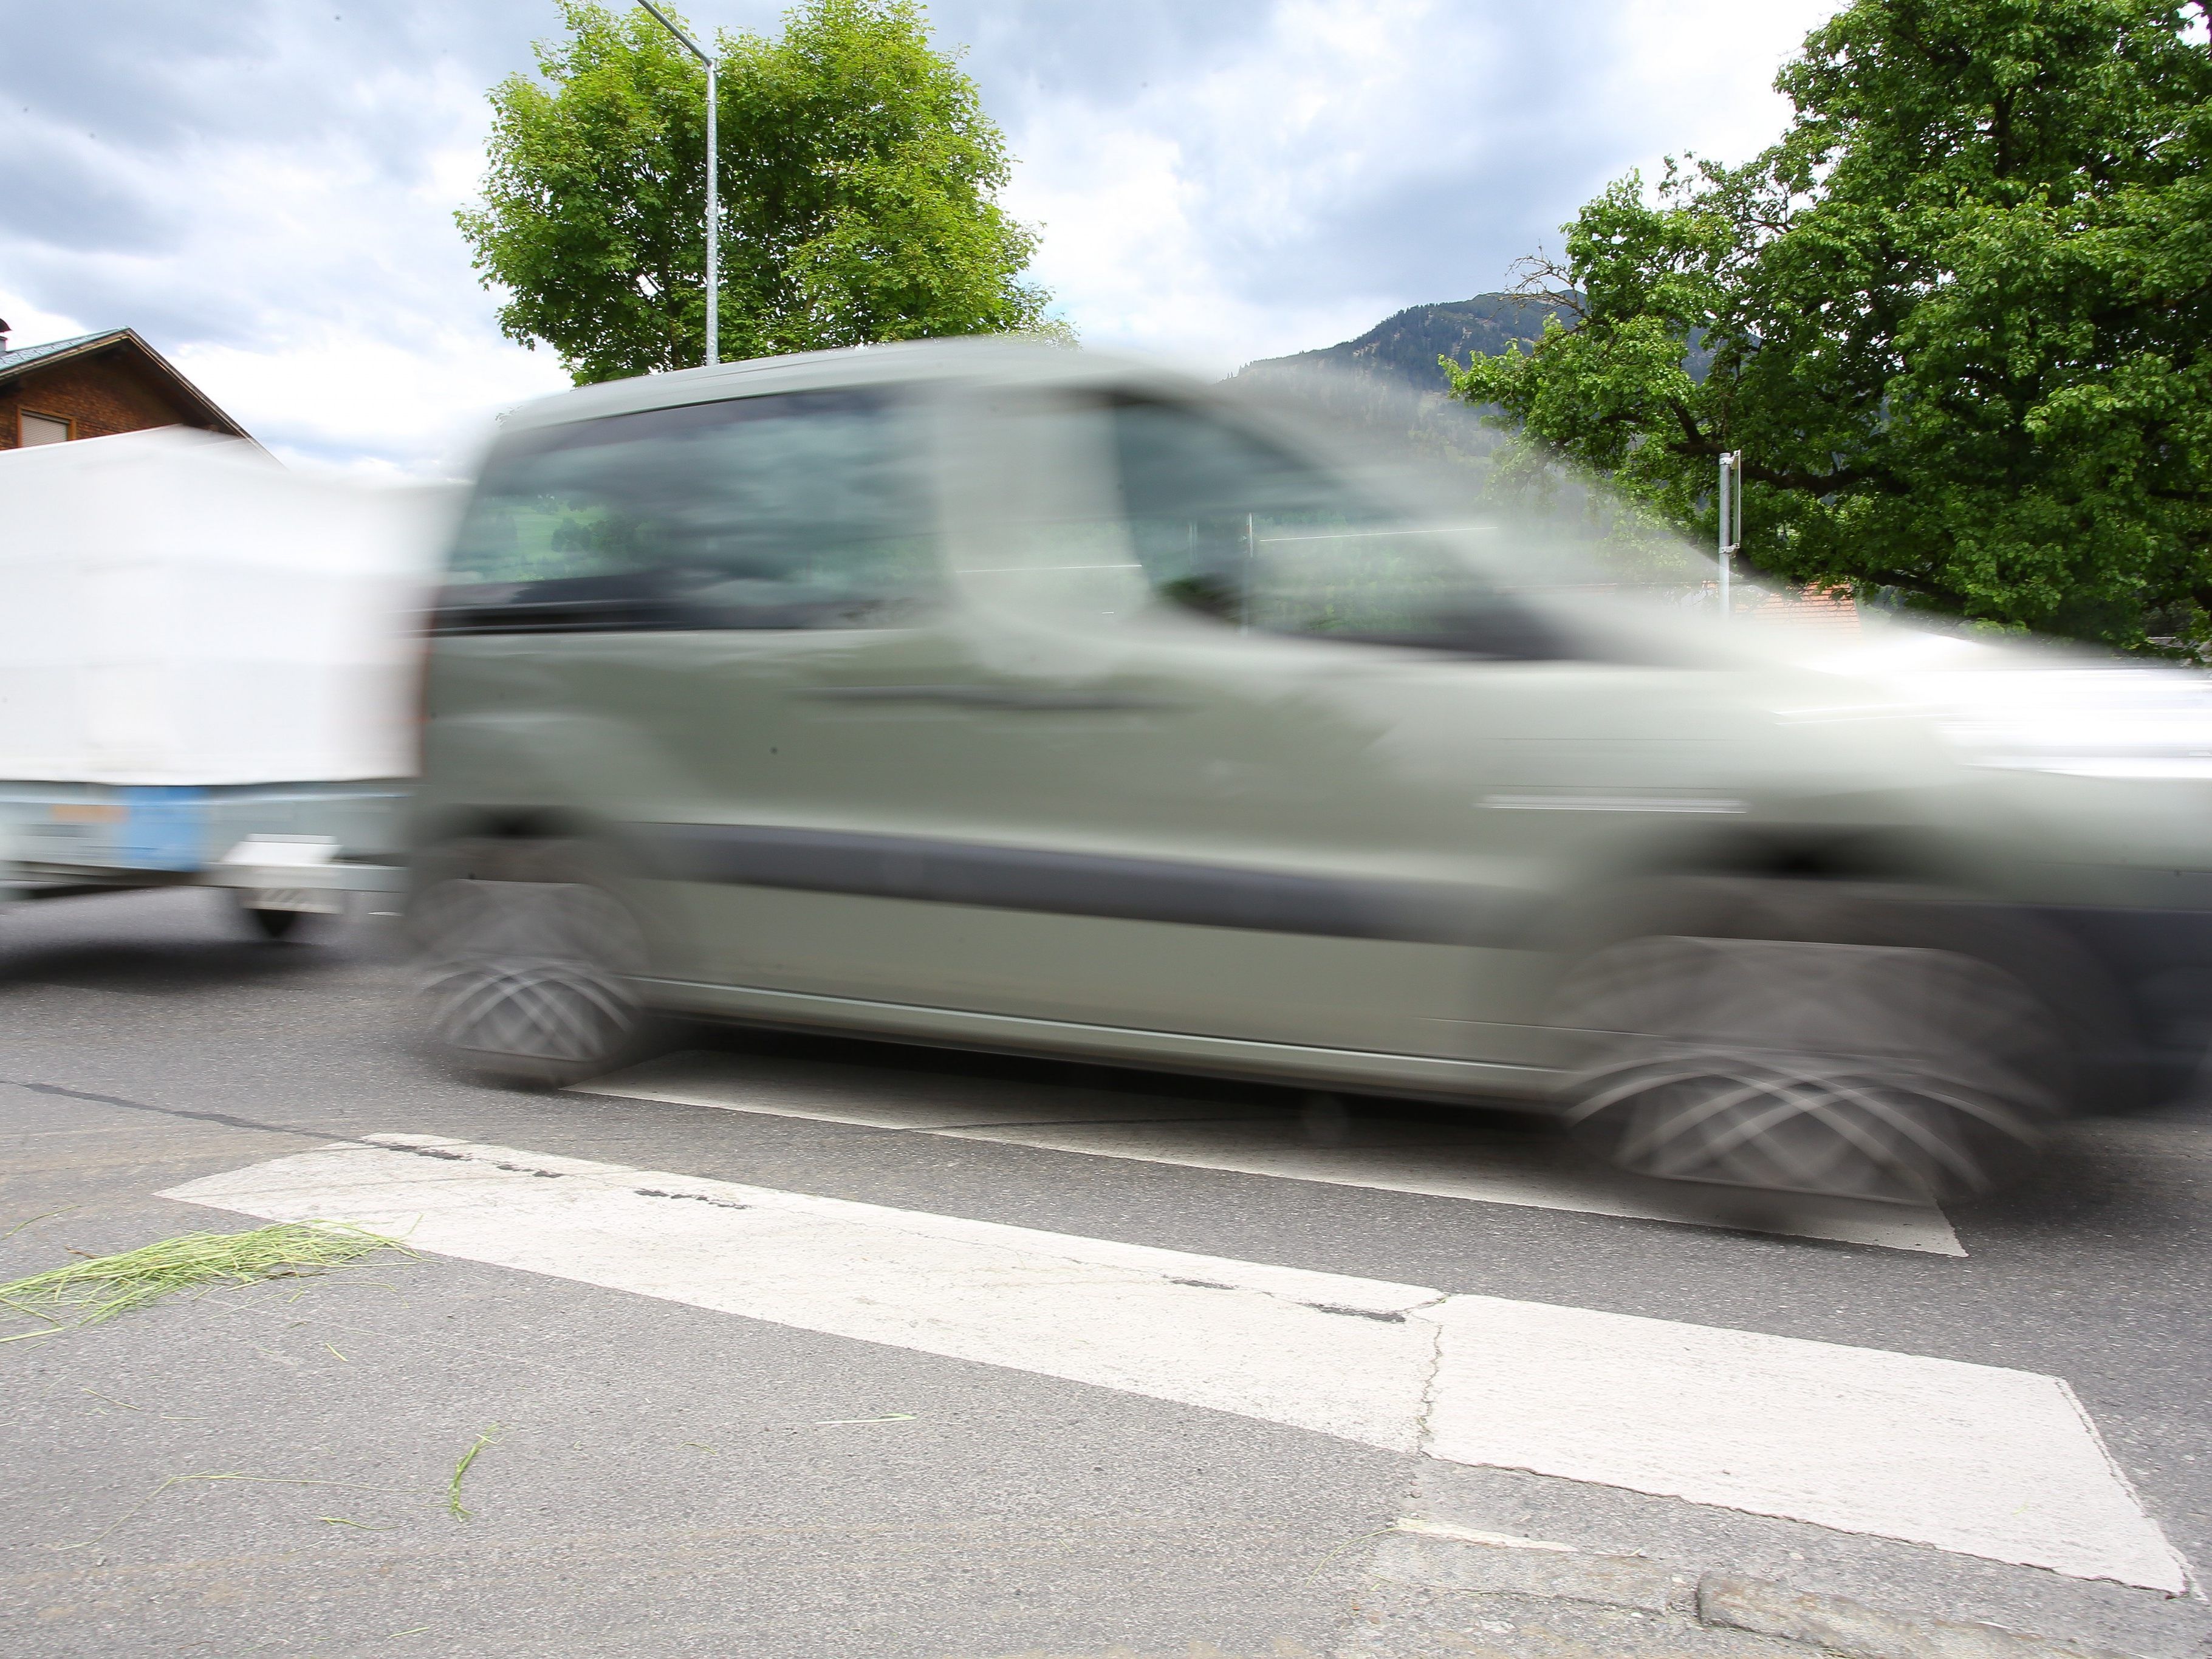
[2,0,1838,477]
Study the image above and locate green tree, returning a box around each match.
[457,0,1056,385]
[1446,0,2212,650]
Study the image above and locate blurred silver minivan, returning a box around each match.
[413,338,2212,1205]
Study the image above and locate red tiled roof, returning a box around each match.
[1745,589,1861,633]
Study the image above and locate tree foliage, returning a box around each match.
[1446,0,2212,649]
[457,0,1056,384]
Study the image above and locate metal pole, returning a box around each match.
[1717,450,1741,619]
[638,2,716,368]
[704,55,717,366]
[1242,512,1255,632]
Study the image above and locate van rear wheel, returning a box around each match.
[410,840,649,1087]
[1549,926,2064,1205]
[241,903,301,941]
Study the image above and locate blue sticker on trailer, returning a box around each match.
[117,787,208,871]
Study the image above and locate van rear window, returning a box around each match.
[437,389,935,633]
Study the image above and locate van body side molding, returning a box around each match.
[634,821,1532,946]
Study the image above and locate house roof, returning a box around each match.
[0,329,117,376]
[1747,588,1861,635]
[0,327,253,442]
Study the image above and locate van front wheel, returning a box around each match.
[1549,931,2063,1205]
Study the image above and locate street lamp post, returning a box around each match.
[639,2,717,368]
[1717,449,1743,618]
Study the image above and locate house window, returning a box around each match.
[19,411,71,446]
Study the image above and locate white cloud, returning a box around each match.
[1605,0,1841,172]
[175,327,563,480]
[1,2,569,476]
[0,293,84,349]
[1001,0,1482,369]
[5,1,1842,471]
[995,0,1839,371]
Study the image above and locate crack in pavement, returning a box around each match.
[1,1078,353,1146]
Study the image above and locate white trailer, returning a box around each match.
[0,428,452,934]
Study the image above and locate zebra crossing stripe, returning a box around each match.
[163,1135,2182,1592]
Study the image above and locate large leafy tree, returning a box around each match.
[1447,0,2212,649]
[457,0,1055,384]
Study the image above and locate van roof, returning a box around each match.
[498,337,1193,435]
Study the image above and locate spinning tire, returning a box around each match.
[242,904,301,941]
[1549,896,2067,1205]
[410,840,649,1087]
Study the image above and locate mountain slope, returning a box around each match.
[1224,292,1574,454]
[1231,292,1573,391]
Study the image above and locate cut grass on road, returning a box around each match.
[0,1221,415,1337]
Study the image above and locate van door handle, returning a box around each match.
[803,685,1179,712]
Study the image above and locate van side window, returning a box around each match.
[439,390,935,632]
[1110,399,1541,653]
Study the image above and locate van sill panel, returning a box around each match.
[635,976,1553,1100]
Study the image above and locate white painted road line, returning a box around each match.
[1422,1298,2182,1594]
[169,1134,1441,1450]
[576,1053,1964,1256]
[161,1137,2183,1592]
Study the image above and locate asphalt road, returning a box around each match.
[4,888,2211,1659]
